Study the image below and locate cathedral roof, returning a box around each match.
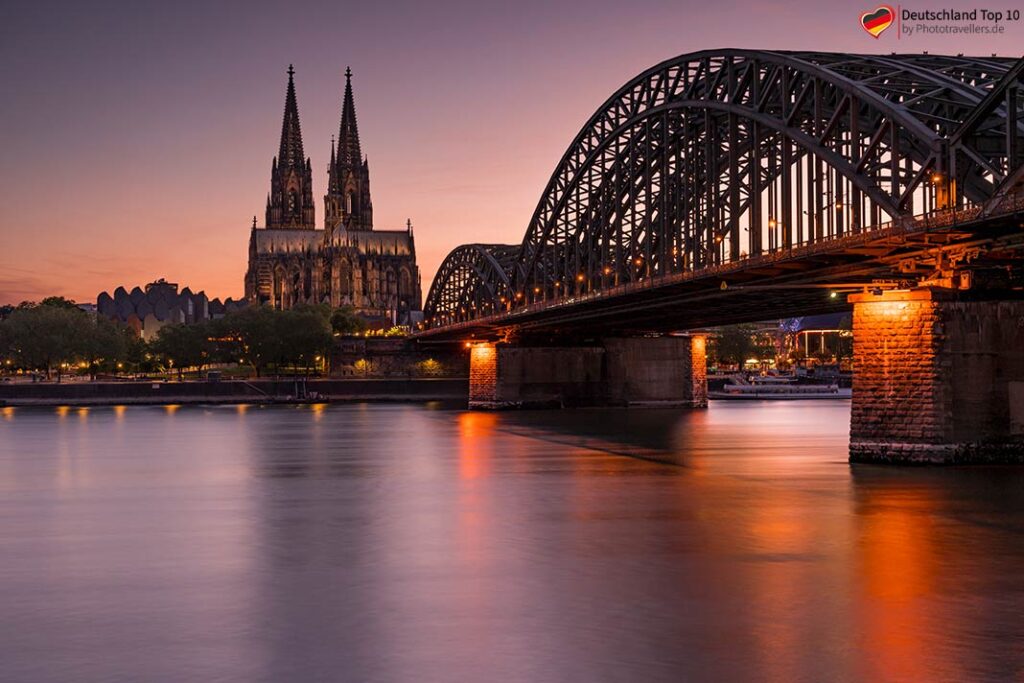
[251,228,325,255]
[327,225,414,256]
[250,225,414,257]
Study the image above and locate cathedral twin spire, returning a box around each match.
[266,65,315,229]
[336,68,362,172]
[278,65,306,171]
[326,67,373,231]
[264,65,372,232]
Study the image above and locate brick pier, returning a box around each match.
[849,288,1024,464]
[468,336,707,409]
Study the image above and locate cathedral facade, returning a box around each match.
[244,66,421,325]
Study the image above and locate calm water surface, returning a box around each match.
[2,402,1023,682]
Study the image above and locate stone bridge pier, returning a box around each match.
[849,288,1024,464]
[468,335,707,410]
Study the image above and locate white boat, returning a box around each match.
[709,376,851,400]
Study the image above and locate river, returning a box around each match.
[1,402,1023,682]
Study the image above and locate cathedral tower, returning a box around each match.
[266,65,315,230]
[325,68,373,232]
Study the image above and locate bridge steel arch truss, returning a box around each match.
[423,244,519,327]
[423,50,1024,329]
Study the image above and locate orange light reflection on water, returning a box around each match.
[854,484,944,682]
[457,411,497,481]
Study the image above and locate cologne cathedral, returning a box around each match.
[244,66,422,325]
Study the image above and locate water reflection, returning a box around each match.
[1,402,1023,681]
[850,466,1024,681]
[457,411,496,480]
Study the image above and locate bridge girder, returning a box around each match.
[423,49,1024,331]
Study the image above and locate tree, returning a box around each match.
[151,323,211,379]
[279,307,333,374]
[0,302,93,379]
[330,305,367,335]
[82,316,134,379]
[219,306,282,377]
[124,332,152,373]
[709,323,758,369]
[752,331,778,364]
[0,320,11,370]
[38,296,81,310]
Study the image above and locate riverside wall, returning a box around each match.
[0,378,468,406]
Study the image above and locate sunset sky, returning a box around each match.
[2,0,1021,305]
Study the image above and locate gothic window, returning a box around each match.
[288,190,298,215]
[273,267,285,309]
[399,269,412,298]
[346,192,354,214]
[339,259,352,295]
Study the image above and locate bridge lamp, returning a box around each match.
[829,291,838,299]
[768,218,777,229]
[515,292,523,299]
[931,172,944,184]
[534,287,541,294]
[634,257,643,266]
[576,274,585,282]
[835,201,843,211]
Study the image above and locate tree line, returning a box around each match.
[0,298,373,379]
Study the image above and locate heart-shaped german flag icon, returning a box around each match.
[860,6,894,38]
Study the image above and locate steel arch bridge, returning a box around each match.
[423,50,1024,335]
